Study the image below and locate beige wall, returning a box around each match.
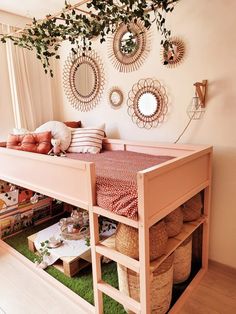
[56,0,236,268]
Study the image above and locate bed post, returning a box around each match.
[86,163,103,314]
[202,151,212,270]
[137,172,151,314]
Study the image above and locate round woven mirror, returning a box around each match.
[63,49,105,111]
[108,20,150,72]
[161,37,185,68]
[108,87,124,109]
[127,79,168,129]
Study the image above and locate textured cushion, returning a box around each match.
[67,126,105,154]
[7,131,52,154]
[35,121,71,151]
[64,121,81,128]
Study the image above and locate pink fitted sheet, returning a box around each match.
[66,150,173,219]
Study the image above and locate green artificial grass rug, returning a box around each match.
[4,219,126,314]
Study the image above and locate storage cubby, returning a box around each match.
[0,179,65,239]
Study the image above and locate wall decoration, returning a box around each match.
[108,87,124,109]
[1,1,179,76]
[161,37,185,68]
[127,78,168,129]
[108,20,151,72]
[63,49,105,112]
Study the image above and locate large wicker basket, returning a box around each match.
[181,193,202,222]
[173,236,192,284]
[164,207,183,237]
[115,220,168,261]
[117,254,174,314]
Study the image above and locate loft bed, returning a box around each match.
[0,138,212,314]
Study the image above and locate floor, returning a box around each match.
[180,262,236,314]
[0,241,92,314]
[0,240,235,314]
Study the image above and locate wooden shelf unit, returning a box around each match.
[93,201,209,312]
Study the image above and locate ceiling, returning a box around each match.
[0,0,80,19]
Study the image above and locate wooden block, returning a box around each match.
[27,234,37,252]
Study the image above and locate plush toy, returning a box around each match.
[48,138,66,157]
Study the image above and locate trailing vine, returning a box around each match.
[0,0,179,76]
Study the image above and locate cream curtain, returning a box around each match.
[3,24,55,131]
[0,24,15,140]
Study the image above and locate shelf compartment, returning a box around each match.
[150,216,206,273]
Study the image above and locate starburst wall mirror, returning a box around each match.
[63,49,105,111]
[108,20,151,72]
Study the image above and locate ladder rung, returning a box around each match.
[93,206,139,228]
[97,281,141,314]
[96,244,140,273]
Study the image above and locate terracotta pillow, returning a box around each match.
[64,121,81,128]
[7,131,52,154]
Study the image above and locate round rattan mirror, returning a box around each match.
[127,79,168,129]
[63,49,105,111]
[108,87,124,109]
[108,20,150,72]
[161,37,185,68]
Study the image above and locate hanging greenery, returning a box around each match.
[0,0,179,76]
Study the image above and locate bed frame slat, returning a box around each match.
[96,244,140,273]
[93,206,139,228]
[97,281,141,313]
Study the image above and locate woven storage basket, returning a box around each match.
[117,254,174,314]
[164,207,183,237]
[173,236,192,284]
[181,193,202,222]
[115,220,168,261]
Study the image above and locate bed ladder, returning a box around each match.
[88,208,151,314]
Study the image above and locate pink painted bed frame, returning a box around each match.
[0,138,212,314]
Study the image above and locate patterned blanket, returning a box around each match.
[67,150,173,219]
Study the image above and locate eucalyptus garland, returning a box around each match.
[0,0,179,76]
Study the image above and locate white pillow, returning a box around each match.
[67,126,105,154]
[35,121,71,151]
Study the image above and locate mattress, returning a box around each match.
[67,150,173,219]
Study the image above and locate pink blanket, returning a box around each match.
[67,151,173,219]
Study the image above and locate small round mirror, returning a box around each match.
[74,63,96,97]
[108,87,124,109]
[161,37,185,68]
[138,93,158,116]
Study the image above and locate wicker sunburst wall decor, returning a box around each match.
[127,78,168,129]
[161,37,185,68]
[108,20,151,72]
[63,49,105,111]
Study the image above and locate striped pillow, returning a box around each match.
[67,127,105,154]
